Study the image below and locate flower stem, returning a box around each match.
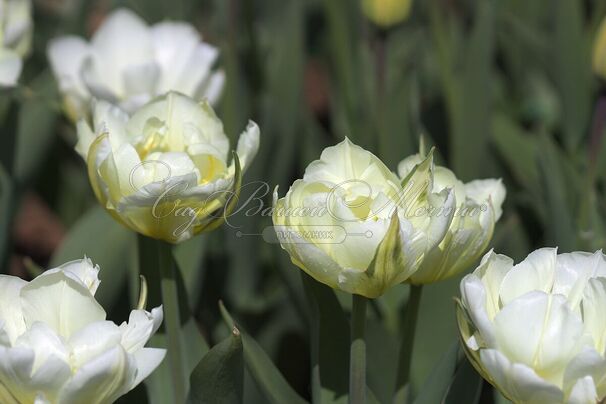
[350,294,367,404]
[394,284,423,403]
[157,240,186,404]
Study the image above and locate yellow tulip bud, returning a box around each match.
[77,91,260,243]
[594,16,606,80]
[361,0,412,29]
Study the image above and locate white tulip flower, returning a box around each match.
[47,8,225,120]
[77,91,259,243]
[273,139,455,298]
[457,248,606,403]
[0,257,165,403]
[398,154,506,284]
[0,0,33,87]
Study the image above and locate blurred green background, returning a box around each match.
[3,0,606,402]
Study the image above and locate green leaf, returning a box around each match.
[188,327,244,404]
[551,0,591,151]
[413,342,459,404]
[14,70,59,185]
[50,206,135,311]
[443,357,483,404]
[219,302,308,404]
[491,115,539,191]
[536,135,576,251]
[145,319,209,404]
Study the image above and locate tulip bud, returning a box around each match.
[457,248,606,403]
[47,8,225,121]
[398,154,505,284]
[0,0,32,87]
[272,138,455,298]
[361,0,412,29]
[594,16,606,81]
[0,257,165,403]
[77,91,260,243]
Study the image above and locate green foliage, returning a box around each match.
[3,0,606,403]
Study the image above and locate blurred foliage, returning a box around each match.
[1,0,606,403]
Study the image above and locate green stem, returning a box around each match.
[394,284,423,403]
[349,294,367,404]
[152,240,186,404]
[301,273,322,404]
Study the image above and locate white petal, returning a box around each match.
[479,348,563,403]
[90,8,154,96]
[150,21,200,93]
[41,257,101,296]
[58,345,136,404]
[20,271,106,338]
[234,121,260,171]
[119,306,163,353]
[564,348,606,400]
[0,48,22,87]
[68,321,122,369]
[567,376,598,404]
[499,247,558,305]
[130,347,166,389]
[122,62,159,99]
[199,70,225,105]
[464,178,506,220]
[493,292,585,384]
[460,274,496,347]
[47,36,90,98]
[172,43,218,96]
[0,275,27,344]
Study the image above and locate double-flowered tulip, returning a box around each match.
[0,258,165,403]
[0,0,32,87]
[457,248,606,403]
[272,138,455,298]
[77,91,259,244]
[398,154,505,284]
[48,8,224,120]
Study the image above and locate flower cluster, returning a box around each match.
[273,139,505,297]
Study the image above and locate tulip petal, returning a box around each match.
[479,348,563,403]
[130,347,166,389]
[41,257,101,296]
[68,321,122,369]
[151,21,201,93]
[20,271,106,338]
[0,275,27,344]
[0,48,22,87]
[119,307,163,353]
[235,121,260,172]
[58,345,136,404]
[464,179,506,221]
[564,348,606,399]
[499,248,558,305]
[89,9,153,95]
[46,36,90,100]
[567,376,598,404]
[493,291,585,384]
